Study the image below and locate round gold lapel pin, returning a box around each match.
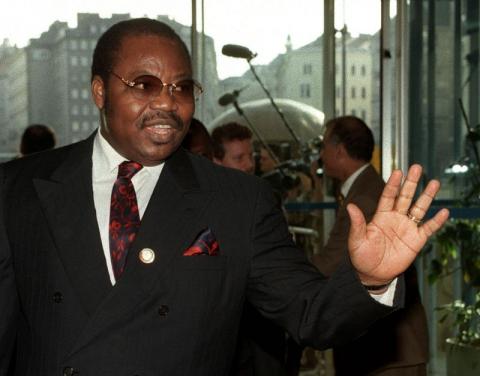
[139,248,155,264]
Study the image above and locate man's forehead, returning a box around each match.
[224,139,252,152]
[115,34,191,67]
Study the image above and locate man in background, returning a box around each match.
[312,116,429,375]
[211,122,295,375]
[19,124,56,156]
[181,117,214,160]
[211,122,255,174]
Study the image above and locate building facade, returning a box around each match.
[0,13,219,155]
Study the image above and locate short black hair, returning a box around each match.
[182,118,214,159]
[20,124,56,155]
[211,122,252,160]
[91,18,191,86]
[325,116,374,162]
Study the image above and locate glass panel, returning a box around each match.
[407,0,468,197]
[334,0,384,169]
[203,0,325,144]
[0,1,191,158]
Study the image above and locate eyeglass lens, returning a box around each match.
[129,75,201,101]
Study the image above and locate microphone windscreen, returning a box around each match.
[218,93,236,106]
[222,44,255,60]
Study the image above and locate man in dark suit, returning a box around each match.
[312,116,429,375]
[0,19,448,376]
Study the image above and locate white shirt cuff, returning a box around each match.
[369,277,397,306]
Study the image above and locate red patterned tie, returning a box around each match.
[109,161,143,280]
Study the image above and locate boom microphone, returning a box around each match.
[222,44,257,61]
[218,86,248,106]
[218,93,237,106]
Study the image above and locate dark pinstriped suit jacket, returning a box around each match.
[312,165,429,375]
[0,136,399,375]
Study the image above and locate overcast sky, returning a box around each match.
[0,0,388,78]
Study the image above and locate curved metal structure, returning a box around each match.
[208,98,325,143]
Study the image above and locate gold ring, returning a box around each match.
[407,212,422,224]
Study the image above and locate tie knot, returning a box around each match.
[118,161,143,179]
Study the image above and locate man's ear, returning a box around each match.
[213,157,223,166]
[91,75,106,110]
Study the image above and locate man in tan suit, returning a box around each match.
[312,116,429,375]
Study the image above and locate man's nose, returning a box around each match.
[149,88,178,112]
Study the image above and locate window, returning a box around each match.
[336,86,341,98]
[82,121,90,131]
[70,40,78,50]
[71,89,79,99]
[81,89,89,99]
[80,56,89,66]
[361,87,366,99]
[361,109,366,120]
[70,56,78,66]
[303,64,312,75]
[82,105,90,116]
[71,105,79,115]
[351,65,356,75]
[80,40,89,50]
[72,121,80,131]
[300,83,311,98]
[361,65,366,76]
[351,109,356,116]
[351,87,356,99]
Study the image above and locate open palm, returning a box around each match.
[347,164,450,285]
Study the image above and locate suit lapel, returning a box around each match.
[33,135,112,317]
[69,148,215,355]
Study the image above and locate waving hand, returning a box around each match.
[346,164,450,286]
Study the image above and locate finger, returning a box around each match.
[346,203,367,251]
[419,208,450,237]
[375,169,403,213]
[407,179,440,220]
[393,164,423,215]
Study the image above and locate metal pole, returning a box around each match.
[396,0,409,172]
[323,0,336,121]
[190,0,198,78]
[381,0,393,179]
[342,25,347,115]
[200,0,206,120]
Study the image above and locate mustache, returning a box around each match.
[139,111,184,130]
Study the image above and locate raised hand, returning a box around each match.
[346,164,450,286]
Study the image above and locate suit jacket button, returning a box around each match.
[63,366,78,376]
[158,305,169,317]
[53,292,63,303]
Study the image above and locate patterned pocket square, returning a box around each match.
[183,228,219,256]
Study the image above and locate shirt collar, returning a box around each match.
[341,163,369,197]
[93,130,164,176]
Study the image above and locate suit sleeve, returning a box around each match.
[0,167,18,374]
[246,179,400,349]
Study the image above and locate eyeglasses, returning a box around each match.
[109,71,204,102]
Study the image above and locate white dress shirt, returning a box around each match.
[92,131,164,285]
[341,164,397,305]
